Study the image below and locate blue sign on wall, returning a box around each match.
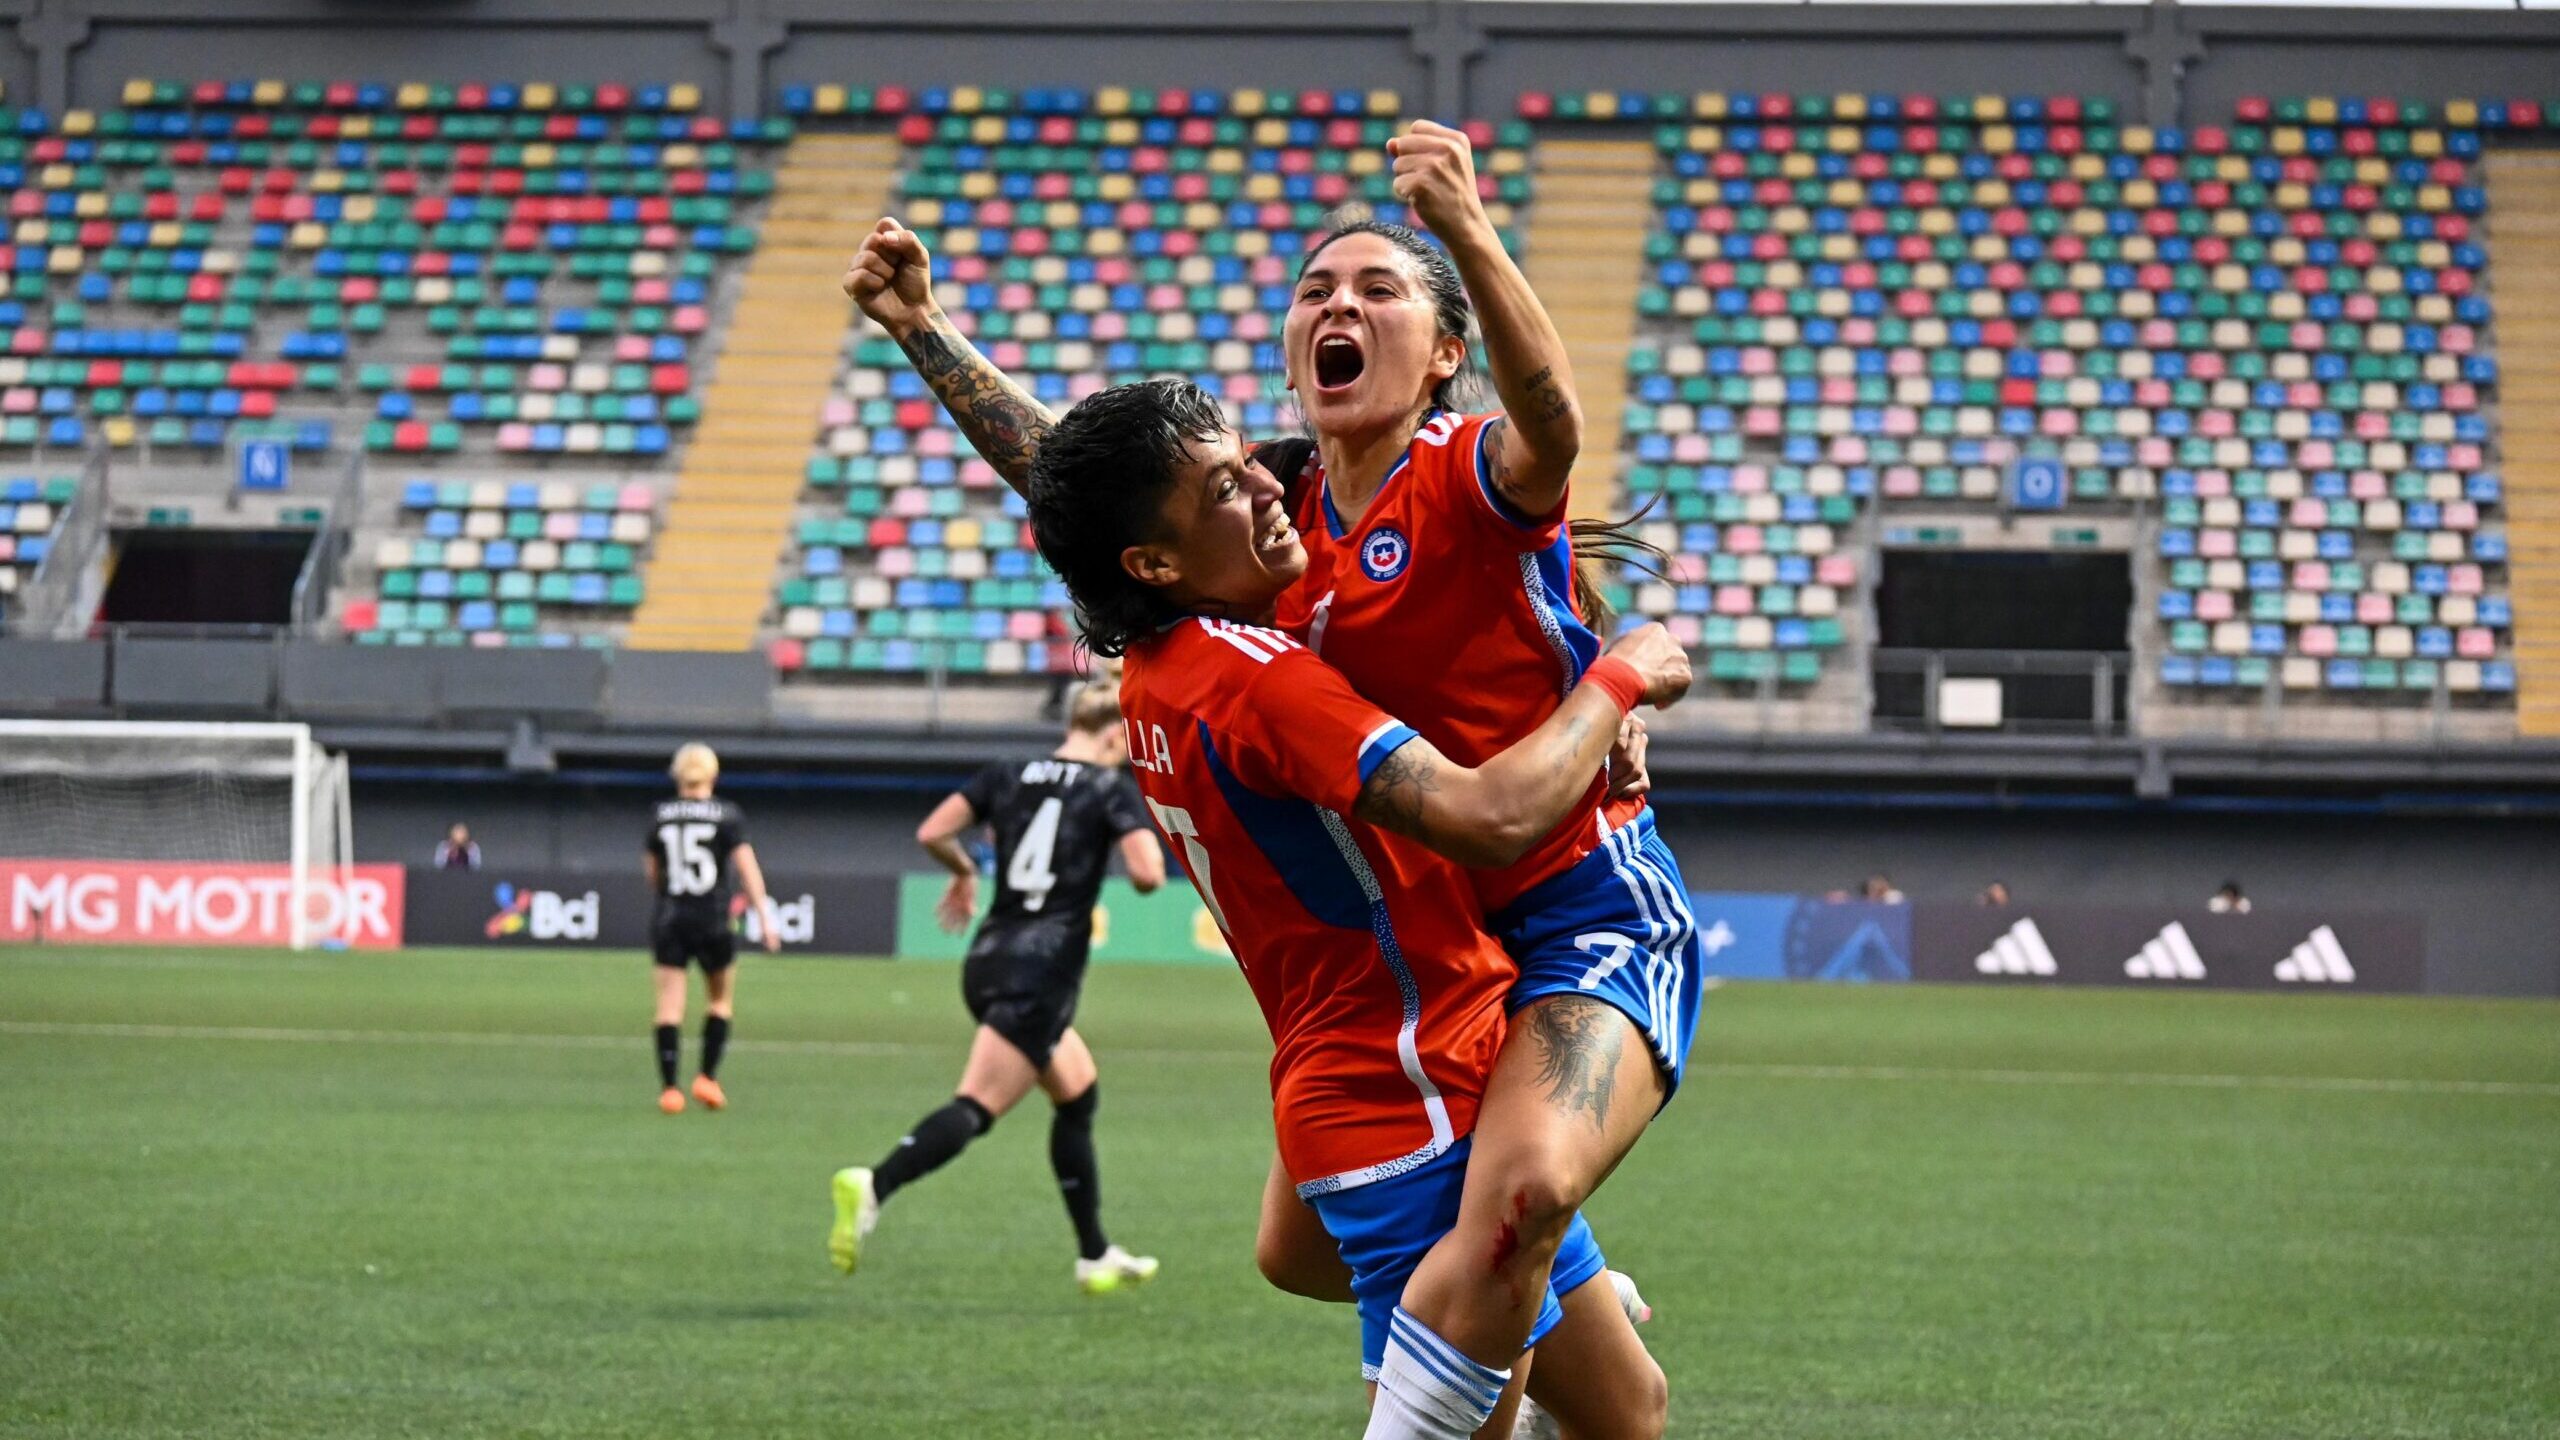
[1687,893,1912,982]
[2008,456,2066,511]
[238,440,290,492]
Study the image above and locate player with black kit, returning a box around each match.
[829,683,1169,1294]
[645,742,781,1115]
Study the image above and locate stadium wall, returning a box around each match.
[7,2,2559,126]
[350,776,2560,998]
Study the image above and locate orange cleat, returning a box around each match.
[658,1086,686,1115]
[690,1075,726,1111]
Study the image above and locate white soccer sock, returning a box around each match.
[1363,1307,1510,1440]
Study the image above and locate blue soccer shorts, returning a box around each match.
[1308,1137,1609,1379]
[1494,808,1706,1097]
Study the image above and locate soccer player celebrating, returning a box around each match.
[848,121,1702,1433]
[830,683,1169,1295]
[644,743,780,1114]
[1027,381,1688,1439]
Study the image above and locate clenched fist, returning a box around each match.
[1601,623,1694,710]
[841,217,939,339]
[1385,120,1493,246]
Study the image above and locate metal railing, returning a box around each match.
[16,450,113,639]
[1869,648,2133,738]
[289,452,367,637]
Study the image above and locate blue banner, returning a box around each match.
[1687,892,1911,982]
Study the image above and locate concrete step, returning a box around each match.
[665,504,799,532]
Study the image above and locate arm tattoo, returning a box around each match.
[896,319,1055,487]
[1519,365,1573,424]
[1487,415,1515,497]
[1542,712,1592,779]
[1526,995,1625,1133]
[1352,745,1440,836]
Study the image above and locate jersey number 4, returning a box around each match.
[656,822,718,896]
[1144,799,1229,940]
[1006,797,1064,911]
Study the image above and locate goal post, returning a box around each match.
[0,720,356,949]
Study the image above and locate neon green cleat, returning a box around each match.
[828,1166,879,1276]
[1075,1244,1159,1295]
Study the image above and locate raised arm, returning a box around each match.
[842,218,1056,494]
[1350,625,1687,868]
[1390,121,1582,521]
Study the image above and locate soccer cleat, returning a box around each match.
[690,1075,726,1111]
[828,1166,879,1276]
[1074,1244,1159,1295]
[1515,1270,1657,1438]
[658,1086,686,1115]
[1609,1268,1653,1326]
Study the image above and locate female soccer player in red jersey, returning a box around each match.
[847,121,1705,1431]
[1259,123,1711,1404]
[1025,379,1685,1439]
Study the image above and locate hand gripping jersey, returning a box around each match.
[1120,617,1513,1197]
[1275,410,1642,913]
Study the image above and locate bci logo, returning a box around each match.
[486,883,601,942]
[732,893,816,945]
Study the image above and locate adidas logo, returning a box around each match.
[2124,921,2206,981]
[1974,918,2057,977]
[2274,925,2357,984]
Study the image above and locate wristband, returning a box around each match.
[1581,655,1647,714]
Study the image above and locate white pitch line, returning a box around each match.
[4,1020,2557,1099]
[1699,1061,2560,1099]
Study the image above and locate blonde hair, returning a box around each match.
[1066,682,1123,736]
[669,742,720,789]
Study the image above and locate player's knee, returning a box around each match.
[1253,1230,1333,1299]
[1252,1230,1297,1292]
[1053,1083,1097,1127]
[1628,1354,1669,1439]
[1483,1152,1586,1248]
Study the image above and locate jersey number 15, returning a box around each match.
[656,822,718,896]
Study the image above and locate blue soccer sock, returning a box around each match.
[1363,1306,1511,1440]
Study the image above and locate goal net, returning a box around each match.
[0,720,354,949]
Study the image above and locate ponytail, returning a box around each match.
[1565,497,1669,635]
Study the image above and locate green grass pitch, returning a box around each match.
[2,945,2555,1439]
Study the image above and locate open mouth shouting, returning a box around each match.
[1312,334,1366,394]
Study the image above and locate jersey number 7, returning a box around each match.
[1144,799,1229,941]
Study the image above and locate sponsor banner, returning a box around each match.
[1687,892,1912,982]
[403,869,896,956]
[1914,904,2423,993]
[0,860,406,949]
[895,874,1233,965]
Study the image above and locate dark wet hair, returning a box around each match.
[1298,220,1478,413]
[1027,378,1232,659]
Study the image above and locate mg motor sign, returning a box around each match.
[0,860,406,948]
[1912,904,2424,993]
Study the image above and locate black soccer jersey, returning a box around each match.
[959,757,1151,927]
[645,796,748,921]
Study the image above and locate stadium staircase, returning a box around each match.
[624,132,899,651]
[1520,138,1653,521]
[2487,151,2560,736]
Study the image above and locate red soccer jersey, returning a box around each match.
[1120,616,1513,1196]
[1275,410,1642,913]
